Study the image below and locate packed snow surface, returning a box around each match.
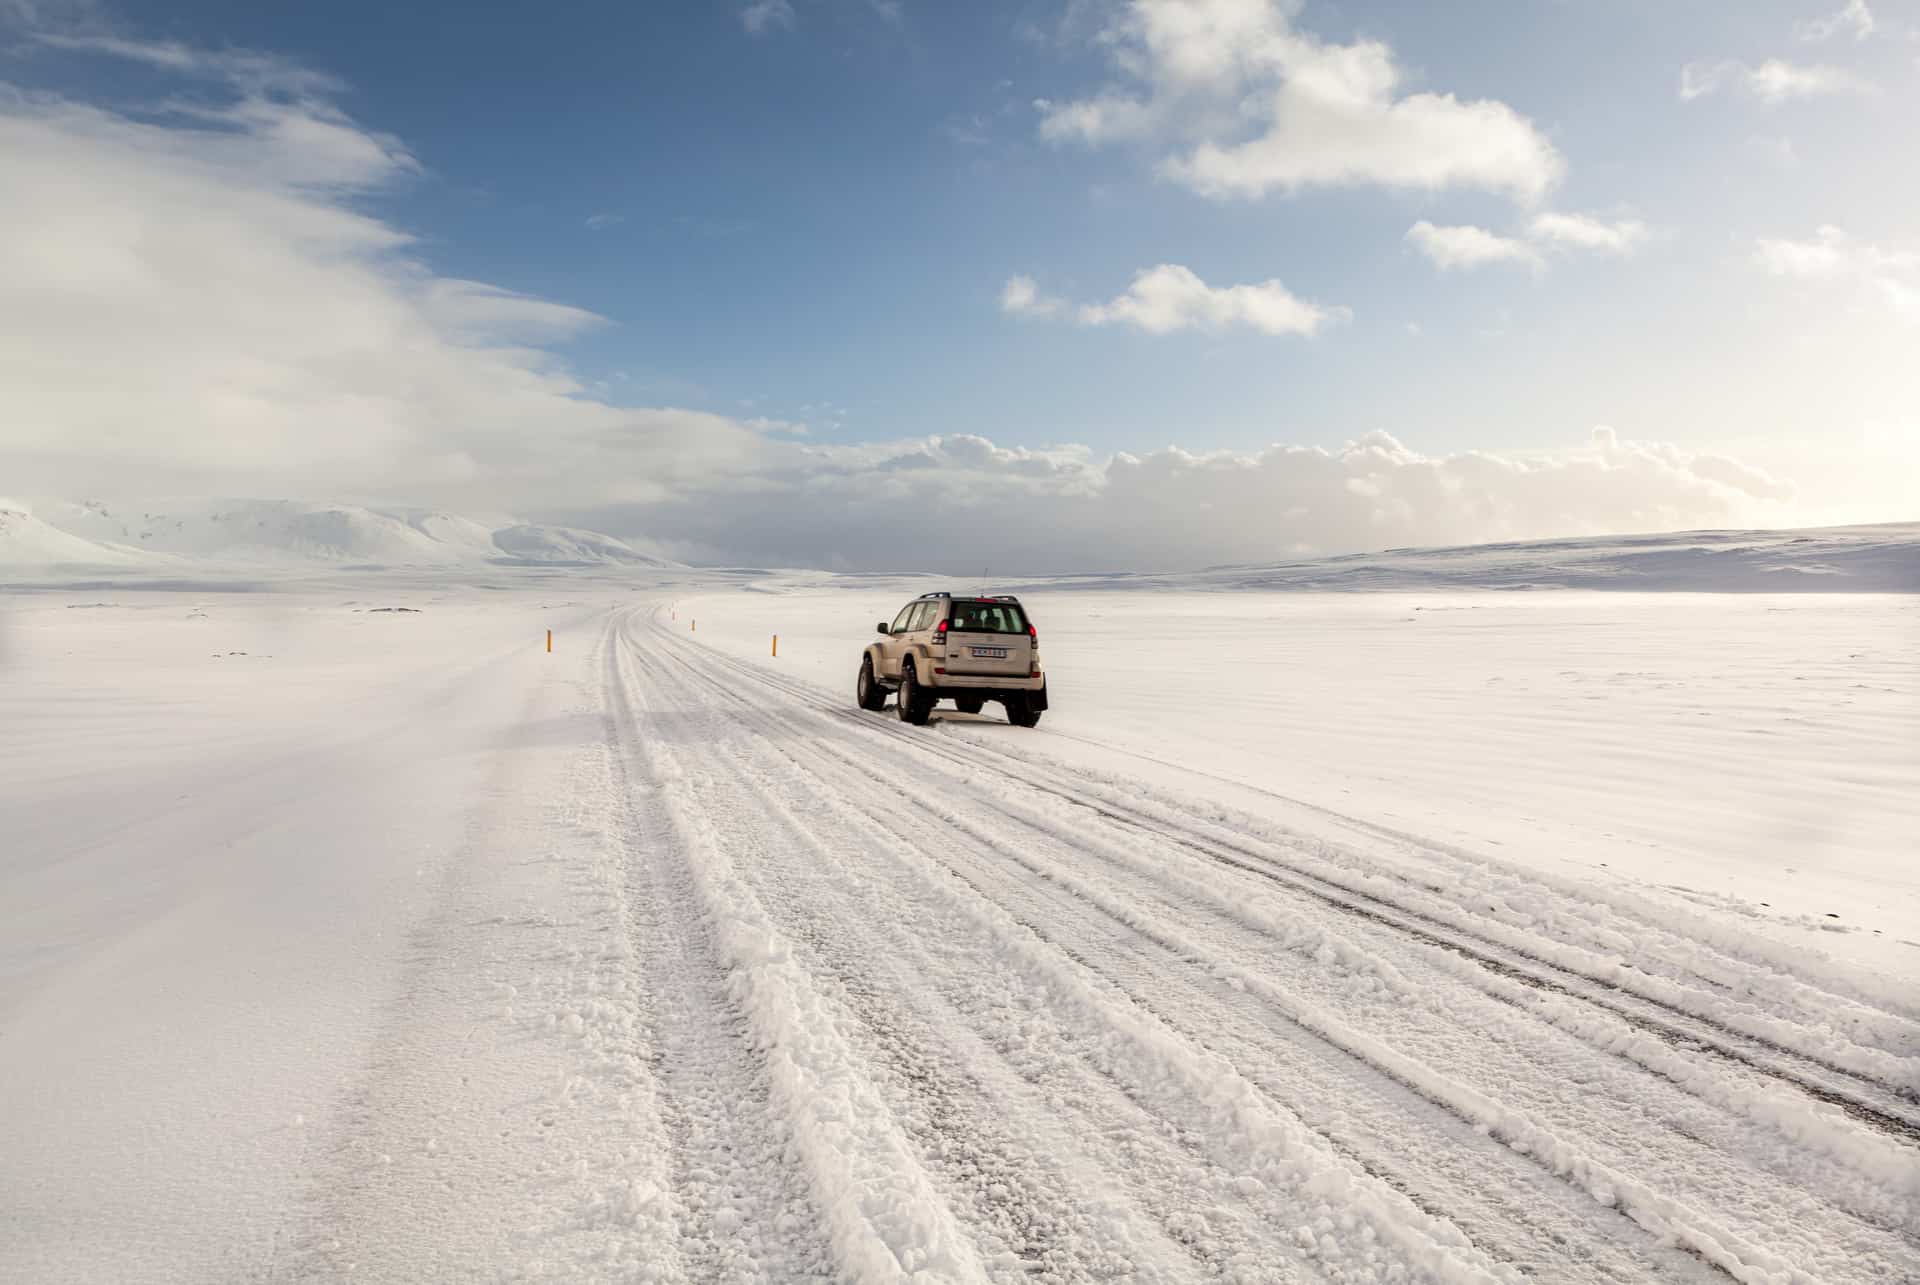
[3,536,1916,1283]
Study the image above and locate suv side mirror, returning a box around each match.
[876,621,891,635]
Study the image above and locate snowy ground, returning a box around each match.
[683,584,1920,978]
[3,563,1917,1282]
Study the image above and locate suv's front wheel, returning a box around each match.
[897,662,933,725]
[856,656,887,711]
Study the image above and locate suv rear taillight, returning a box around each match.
[936,619,949,636]
[1028,623,1038,643]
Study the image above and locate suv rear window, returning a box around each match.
[947,600,1027,634]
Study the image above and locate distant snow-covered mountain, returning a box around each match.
[0,506,154,566]
[0,499,679,570]
[489,523,676,567]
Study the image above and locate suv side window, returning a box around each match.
[890,603,917,634]
[908,601,939,632]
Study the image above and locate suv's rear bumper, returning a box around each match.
[927,670,1044,692]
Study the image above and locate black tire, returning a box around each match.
[856,656,887,711]
[1005,694,1042,728]
[954,697,984,715]
[897,662,932,725]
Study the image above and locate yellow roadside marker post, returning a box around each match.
[546,628,552,653]
[772,634,778,658]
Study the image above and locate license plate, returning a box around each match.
[970,647,1008,658]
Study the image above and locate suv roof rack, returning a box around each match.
[919,591,1025,605]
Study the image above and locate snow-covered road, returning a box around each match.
[6,592,1917,1283]
[568,605,1920,1285]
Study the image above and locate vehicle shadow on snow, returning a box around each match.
[854,705,1029,731]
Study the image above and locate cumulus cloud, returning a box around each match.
[1527,212,1648,256]
[1036,0,1561,203]
[741,0,795,35]
[1408,212,1646,272]
[1753,225,1919,319]
[1003,266,1345,337]
[553,428,1800,573]
[1795,0,1875,42]
[1680,58,1870,103]
[1406,222,1542,272]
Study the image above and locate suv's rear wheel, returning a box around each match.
[1005,694,1042,728]
[856,656,886,711]
[954,696,984,715]
[897,662,933,725]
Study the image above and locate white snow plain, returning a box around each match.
[3,524,1917,1283]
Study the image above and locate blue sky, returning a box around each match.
[3,0,1914,568]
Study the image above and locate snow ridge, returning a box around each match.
[611,629,988,1283]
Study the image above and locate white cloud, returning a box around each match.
[553,428,1800,573]
[1036,0,1561,203]
[1407,212,1646,272]
[741,0,795,35]
[1000,274,1066,318]
[1406,221,1543,272]
[1080,265,1343,336]
[1680,58,1870,103]
[1004,266,1346,337]
[1526,212,1649,256]
[32,32,345,97]
[584,212,623,230]
[1753,225,1919,319]
[0,39,770,509]
[1796,0,1875,42]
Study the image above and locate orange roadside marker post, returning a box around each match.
[546,628,552,653]
[772,634,778,658]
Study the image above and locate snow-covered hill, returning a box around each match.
[1,499,679,570]
[0,505,155,566]
[1011,522,1920,594]
[489,523,677,567]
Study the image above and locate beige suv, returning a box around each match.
[856,593,1048,726]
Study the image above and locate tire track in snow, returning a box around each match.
[632,606,1920,1282]
[676,621,1920,1132]
[1037,723,1920,1038]
[647,626,1862,1281]
[599,617,837,1282]
[611,630,993,1284]
[699,731,1215,1282]
[626,613,1524,1284]
[627,634,1340,1281]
